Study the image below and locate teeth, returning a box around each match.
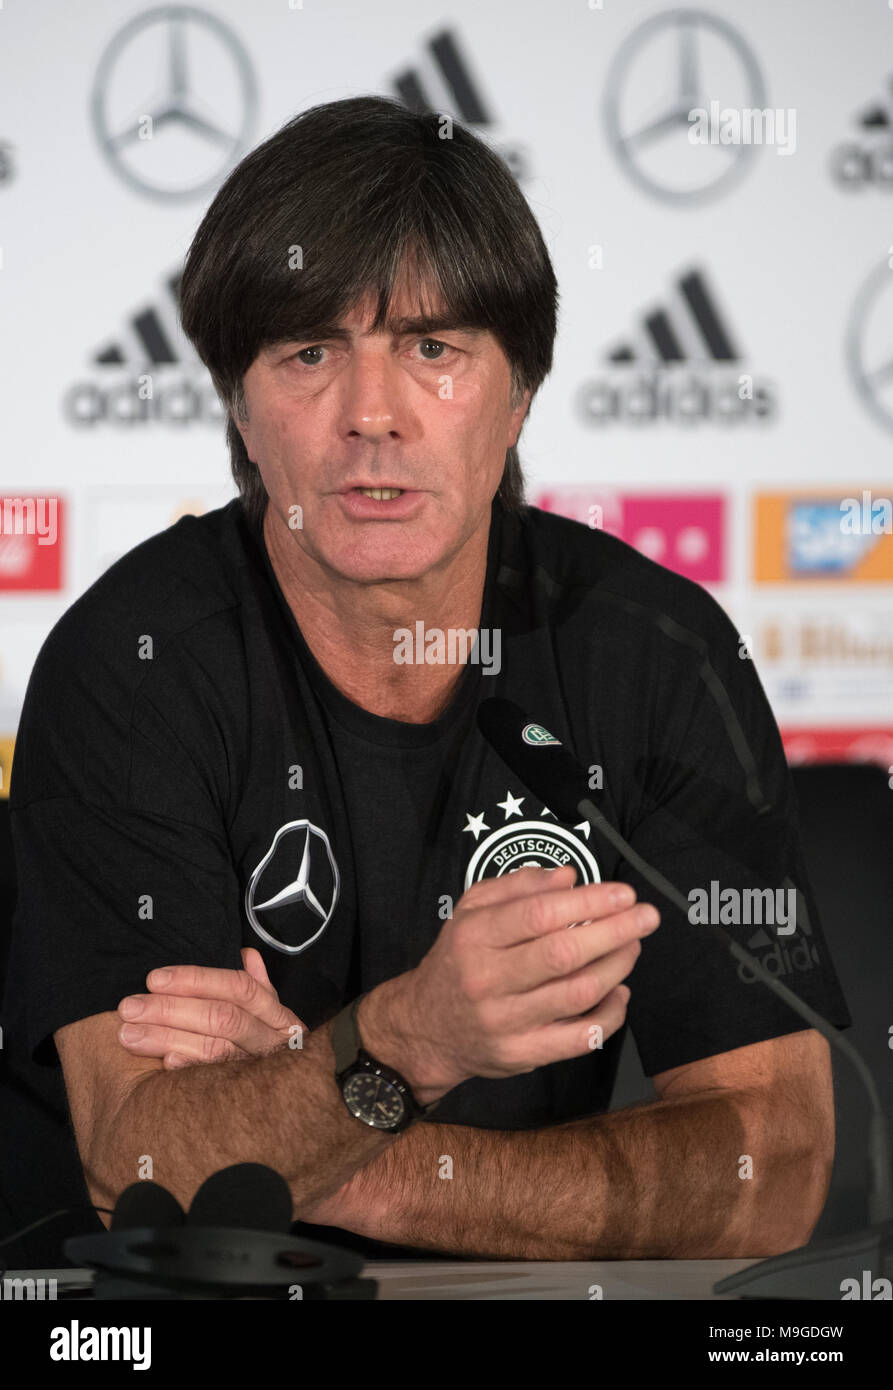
[358,487,403,500]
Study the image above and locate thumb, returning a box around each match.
[241,946,272,987]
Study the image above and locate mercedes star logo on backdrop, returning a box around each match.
[846,259,893,433]
[90,4,258,201]
[603,8,766,206]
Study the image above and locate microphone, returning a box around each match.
[187,1162,293,1233]
[477,696,893,1296]
[110,1181,185,1231]
[65,1164,374,1299]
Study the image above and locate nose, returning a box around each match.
[339,343,404,442]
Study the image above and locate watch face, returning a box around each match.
[343,1071,406,1128]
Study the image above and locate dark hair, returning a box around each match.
[178,95,558,532]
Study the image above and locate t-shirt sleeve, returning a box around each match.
[620,592,853,1079]
[7,605,245,1067]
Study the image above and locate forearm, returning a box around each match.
[86,1017,400,1226]
[340,1089,820,1260]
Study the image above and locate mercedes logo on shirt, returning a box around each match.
[90,4,258,201]
[603,8,765,205]
[245,820,341,956]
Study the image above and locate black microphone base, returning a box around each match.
[65,1225,375,1299]
[713,1219,893,1299]
[89,1271,378,1299]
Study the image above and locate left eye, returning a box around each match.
[417,339,449,359]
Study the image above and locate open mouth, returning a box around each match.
[338,486,422,518]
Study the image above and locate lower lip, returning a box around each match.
[338,489,425,520]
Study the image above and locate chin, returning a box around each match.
[330,553,442,584]
[324,519,456,581]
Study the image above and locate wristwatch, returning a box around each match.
[332,994,441,1133]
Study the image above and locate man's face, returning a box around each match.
[235,276,530,585]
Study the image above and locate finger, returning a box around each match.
[524,984,631,1069]
[459,864,579,912]
[144,963,297,1032]
[491,936,644,1032]
[117,1019,250,1065]
[118,992,299,1056]
[497,901,659,994]
[241,947,272,987]
[479,878,643,949]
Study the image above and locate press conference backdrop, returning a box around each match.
[1,0,892,784]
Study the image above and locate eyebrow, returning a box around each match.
[269,316,487,349]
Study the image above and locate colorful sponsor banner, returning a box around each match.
[0,736,13,799]
[0,496,64,591]
[736,602,893,727]
[780,727,893,770]
[535,489,726,584]
[754,490,893,583]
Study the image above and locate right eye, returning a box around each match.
[293,346,327,366]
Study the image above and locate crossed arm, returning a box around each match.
[308,1069,831,1260]
[103,950,834,1260]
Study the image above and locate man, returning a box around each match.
[1,96,850,1267]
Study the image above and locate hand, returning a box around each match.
[362,866,660,1102]
[116,948,306,1069]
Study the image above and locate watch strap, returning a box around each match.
[332,994,441,1117]
[331,994,364,1075]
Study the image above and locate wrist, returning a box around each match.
[357,977,457,1107]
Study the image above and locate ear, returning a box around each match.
[232,408,255,463]
[508,388,532,447]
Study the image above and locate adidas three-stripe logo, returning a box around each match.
[608,268,740,365]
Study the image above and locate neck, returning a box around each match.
[262,506,492,724]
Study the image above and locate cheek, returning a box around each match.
[463,386,511,448]
[263,409,312,472]
[463,410,512,477]
[446,398,503,460]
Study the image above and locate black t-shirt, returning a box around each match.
[0,495,852,1266]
